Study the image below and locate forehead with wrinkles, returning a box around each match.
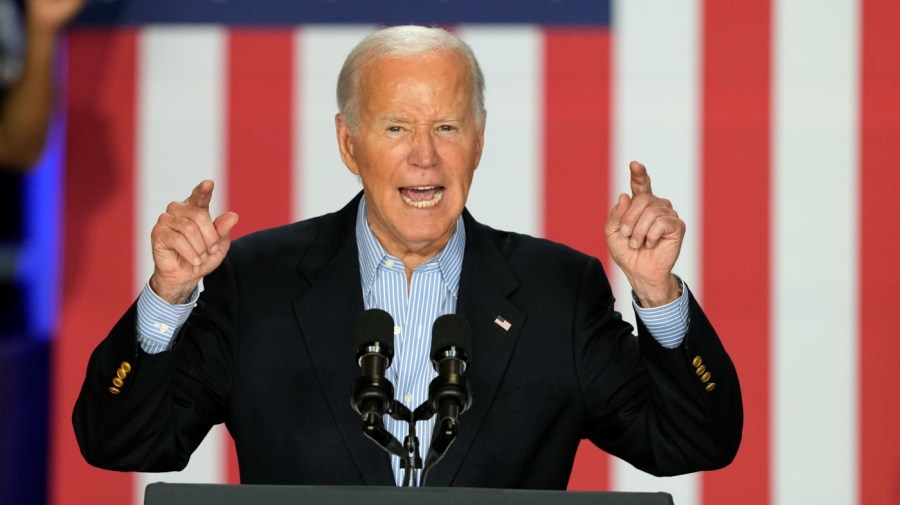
[357,50,474,123]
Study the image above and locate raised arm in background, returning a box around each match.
[0,0,84,170]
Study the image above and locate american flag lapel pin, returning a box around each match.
[493,315,512,332]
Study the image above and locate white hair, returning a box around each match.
[336,25,486,133]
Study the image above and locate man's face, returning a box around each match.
[336,49,485,260]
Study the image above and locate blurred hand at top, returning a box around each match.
[26,0,86,35]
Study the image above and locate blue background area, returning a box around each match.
[75,0,610,26]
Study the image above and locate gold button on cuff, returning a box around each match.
[116,368,127,380]
[701,371,712,383]
[121,362,132,373]
[695,364,707,376]
[112,377,124,388]
[108,386,121,395]
[691,356,702,368]
[705,382,716,392]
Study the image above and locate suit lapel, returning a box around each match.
[290,195,395,485]
[425,213,525,486]
[290,201,525,487]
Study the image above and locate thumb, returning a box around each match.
[214,212,240,240]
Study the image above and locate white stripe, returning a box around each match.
[135,26,229,503]
[456,25,543,237]
[772,1,859,503]
[611,1,702,504]
[296,25,375,220]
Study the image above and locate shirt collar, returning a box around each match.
[355,195,466,298]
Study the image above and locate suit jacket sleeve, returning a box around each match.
[72,253,241,472]
[574,256,742,476]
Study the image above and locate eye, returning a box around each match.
[437,124,456,132]
[387,126,402,133]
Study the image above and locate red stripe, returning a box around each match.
[223,29,296,483]
[541,28,612,491]
[860,1,900,503]
[700,3,771,504]
[226,29,295,241]
[50,29,137,505]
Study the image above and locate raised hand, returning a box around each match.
[26,0,86,34]
[605,161,684,307]
[149,180,239,304]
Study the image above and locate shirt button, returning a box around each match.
[157,323,169,333]
[404,393,413,405]
[394,326,401,335]
[385,260,395,268]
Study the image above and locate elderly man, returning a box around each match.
[74,25,741,488]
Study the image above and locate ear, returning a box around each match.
[472,114,486,170]
[335,113,360,175]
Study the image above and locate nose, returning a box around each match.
[408,130,437,168]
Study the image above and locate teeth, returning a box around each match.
[401,187,443,208]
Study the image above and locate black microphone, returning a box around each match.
[350,309,396,425]
[424,314,473,471]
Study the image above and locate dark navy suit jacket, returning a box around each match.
[74,193,742,488]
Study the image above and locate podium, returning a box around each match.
[144,483,675,505]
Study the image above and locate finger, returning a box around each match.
[168,214,212,257]
[605,193,631,236]
[154,222,206,267]
[184,179,215,210]
[643,215,683,249]
[626,205,661,249]
[619,192,657,238]
[626,200,675,249]
[166,199,221,252]
[629,161,653,196]
[158,214,211,263]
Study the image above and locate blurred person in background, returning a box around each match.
[0,0,85,169]
[0,3,84,504]
[0,0,84,333]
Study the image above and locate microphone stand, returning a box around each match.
[413,402,444,486]
[359,409,405,462]
[357,390,466,486]
[359,400,429,487]
[387,401,422,487]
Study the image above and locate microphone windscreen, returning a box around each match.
[431,314,471,361]
[354,308,395,351]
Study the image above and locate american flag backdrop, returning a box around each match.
[48,1,900,504]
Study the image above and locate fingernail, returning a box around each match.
[192,256,202,266]
[621,225,630,236]
[210,244,220,254]
[629,239,639,249]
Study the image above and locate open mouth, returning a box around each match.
[399,186,444,208]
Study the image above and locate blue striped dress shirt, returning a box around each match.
[355,197,465,485]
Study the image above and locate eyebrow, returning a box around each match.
[380,115,463,123]
[381,115,411,123]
